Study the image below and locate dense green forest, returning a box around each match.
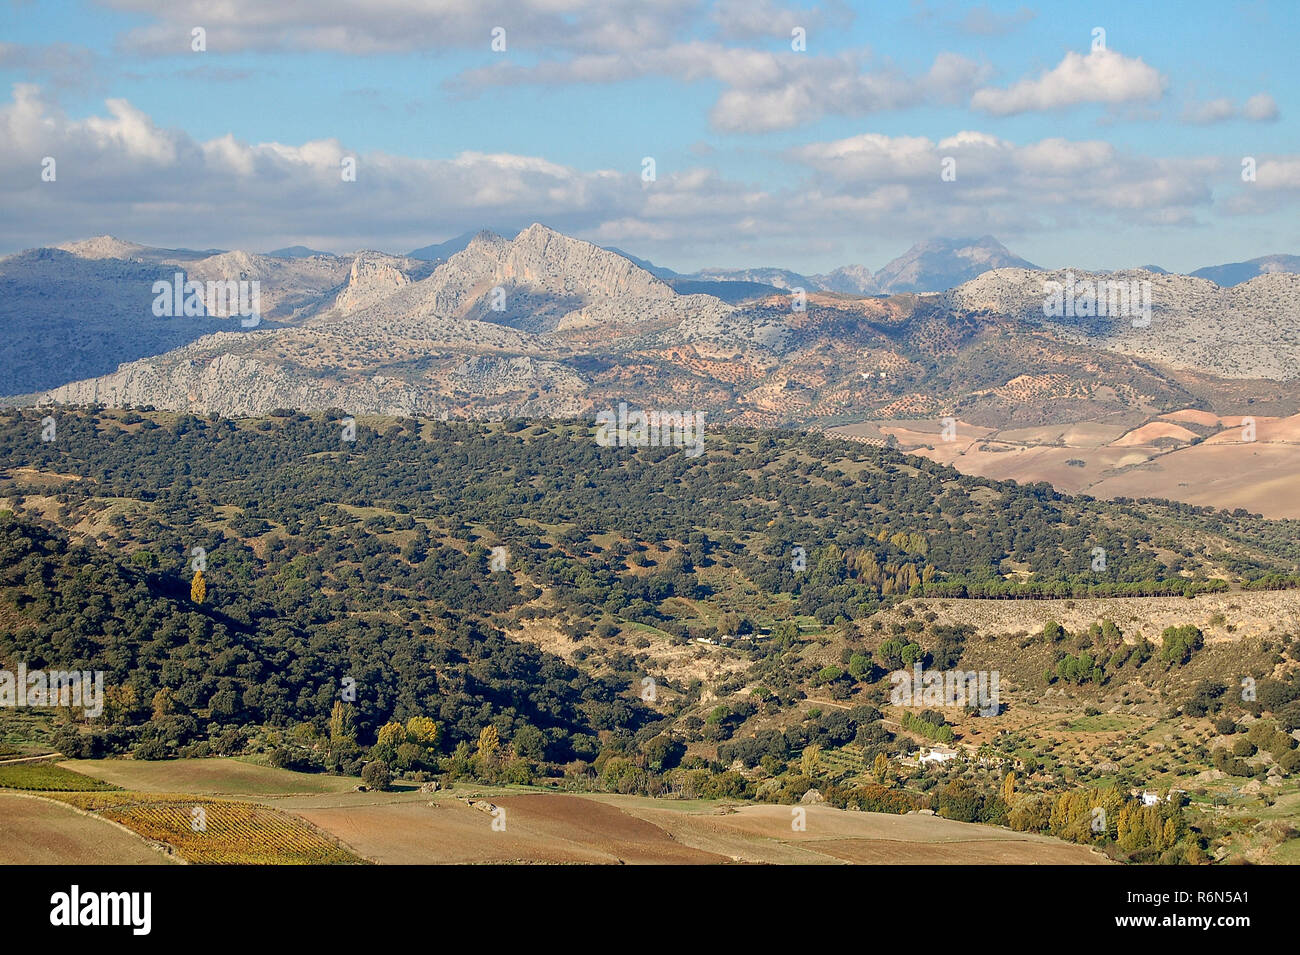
[0,406,1295,747]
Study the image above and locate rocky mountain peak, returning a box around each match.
[57,235,148,260]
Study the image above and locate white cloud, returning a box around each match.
[0,84,636,251]
[1182,93,1279,124]
[790,133,955,181]
[1243,93,1280,122]
[1254,158,1300,189]
[104,0,699,55]
[458,44,988,132]
[972,49,1165,115]
[1,85,1294,267]
[787,128,1221,228]
[1181,97,1236,124]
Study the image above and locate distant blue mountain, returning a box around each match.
[409,229,519,261]
[1191,254,1300,287]
[267,245,331,259]
[603,247,679,280]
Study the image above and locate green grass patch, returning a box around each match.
[1267,837,1300,864]
[0,761,117,791]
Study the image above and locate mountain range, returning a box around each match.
[1,221,1298,519]
[252,233,1299,294]
[1189,253,1300,288]
[0,221,1293,425]
[603,235,1038,297]
[229,232,1300,294]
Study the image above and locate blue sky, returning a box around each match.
[1,0,1297,273]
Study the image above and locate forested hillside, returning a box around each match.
[2,408,1300,861]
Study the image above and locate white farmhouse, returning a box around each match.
[918,746,959,765]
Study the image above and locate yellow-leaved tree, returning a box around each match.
[406,715,440,748]
[190,569,206,604]
[477,725,500,763]
[873,751,890,780]
[151,688,175,720]
[376,721,406,750]
[329,701,357,745]
[800,743,822,778]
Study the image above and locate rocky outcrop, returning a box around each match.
[948,267,1300,380]
[813,263,881,295]
[334,252,423,314]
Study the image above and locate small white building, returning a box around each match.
[918,746,959,765]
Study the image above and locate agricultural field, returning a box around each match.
[618,800,1111,865]
[0,758,1112,864]
[59,757,361,796]
[0,793,174,865]
[833,410,1300,519]
[0,760,117,791]
[43,791,362,865]
[277,788,1109,865]
[0,761,362,863]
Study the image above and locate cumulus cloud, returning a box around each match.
[1243,93,1280,122]
[0,84,636,252]
[787,128,1220,229]
[457,44,989,132]
[2,85,1294,267]
[972,49,1165,115]
[1181,97,1236,124]
[1254,157,1300,189]
[1183,93,1279,124]
[707,47,990,132]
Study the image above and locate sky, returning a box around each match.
[1,0,1297,274]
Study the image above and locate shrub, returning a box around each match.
[362,760,392,791]
[1159,625,1204,665]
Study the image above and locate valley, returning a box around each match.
[2,228,1299,868]
[1,409,1298,865]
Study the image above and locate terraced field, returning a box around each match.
[44,791,362,864]
[819,745,870,781]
